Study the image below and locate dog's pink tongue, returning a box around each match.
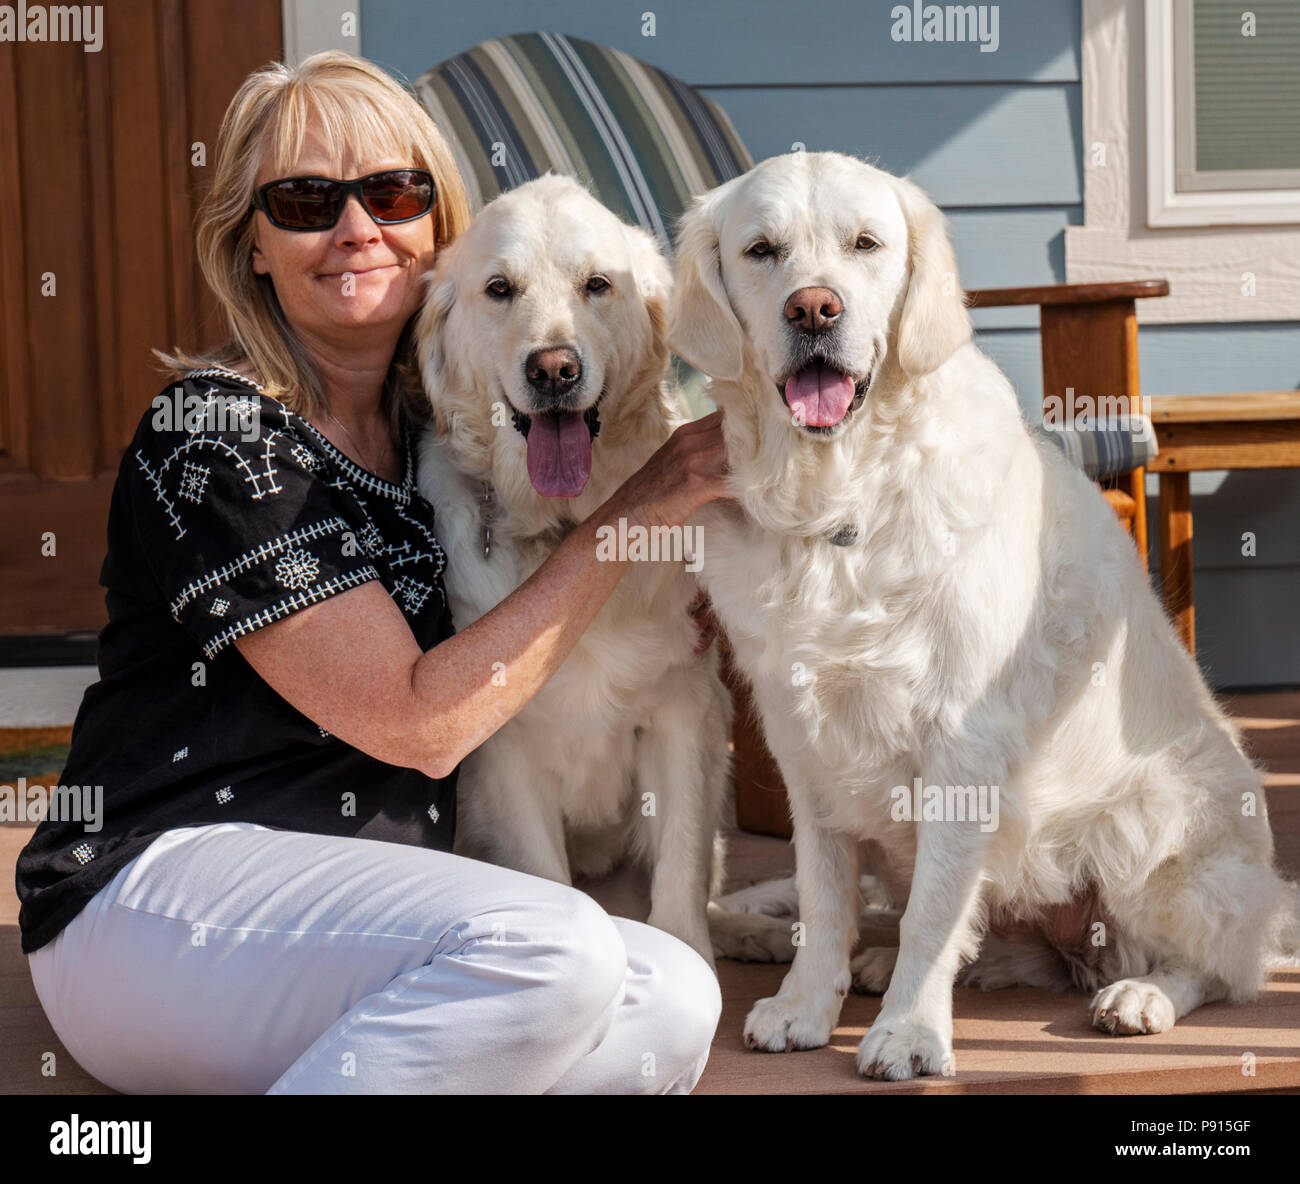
[785,361,856,427]
[526,410,592,497]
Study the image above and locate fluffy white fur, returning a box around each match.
[666,150,1300,1079]
[413,174,731,967]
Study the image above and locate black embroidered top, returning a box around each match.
[15,368,459,954]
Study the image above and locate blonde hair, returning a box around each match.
[158,50,472,436]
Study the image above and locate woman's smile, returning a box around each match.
[317,262,403,279]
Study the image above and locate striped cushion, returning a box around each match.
[414,33,755,415]
[1033,417,1159,480]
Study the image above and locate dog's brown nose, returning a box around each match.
[524,347,582,395]
[784,287,843,334]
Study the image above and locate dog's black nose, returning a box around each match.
[524,347,582,397]
[784,287,843,335]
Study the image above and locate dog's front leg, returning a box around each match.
[743,785,859,1052]
[856,813,989,1080]
[637,675,727,969]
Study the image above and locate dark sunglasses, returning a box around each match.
[251,168,436,231]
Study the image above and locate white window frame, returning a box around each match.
[1146,0,1300,227]
[1067,0,1300,323]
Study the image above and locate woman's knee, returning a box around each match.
[616,920,722,1084]
[457,885,628,1035]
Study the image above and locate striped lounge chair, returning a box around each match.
[412,31,1156,492]
[414,31,753,416]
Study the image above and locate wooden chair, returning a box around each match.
[730,278,1172,837]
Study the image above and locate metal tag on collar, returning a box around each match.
[480,481,496,558]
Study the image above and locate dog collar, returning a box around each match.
[825,526,858,546]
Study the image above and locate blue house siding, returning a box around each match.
[363,0,1299,688]
[359,0,1081,86]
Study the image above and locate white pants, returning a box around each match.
[28,822,722,1094]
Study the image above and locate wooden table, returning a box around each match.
[1146,391,1300,656]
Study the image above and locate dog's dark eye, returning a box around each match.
[745,240,774,260]
[485,277,512,299]
[586,274,610,294]
[856,234,881,253]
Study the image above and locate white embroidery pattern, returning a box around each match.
[318,725,331,739]
[392,498,447,579]
[163,431,285,501]
[292,443,324,472]
[394,575,433,615]
[357,521,386,558]
[72,842,95,864]
[154,375,447,653]
[202,567,380,658]
[331,477,445,573]
[274,548,320,590]
[216,786,234,804]
[135,451,185,539]
[184,366,265,392]
[178,460,211,504]
[169,518,350,618]
[301,417,410,500]
[173,747,189,762]
[138,430,287,542]
[427,803,440,823]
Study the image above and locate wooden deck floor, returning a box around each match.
[2,689,1298,1095]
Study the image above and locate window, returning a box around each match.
[1146,0,1300,226]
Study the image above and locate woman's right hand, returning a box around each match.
[604,409,734,531]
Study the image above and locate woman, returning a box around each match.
[15,51,731,1095]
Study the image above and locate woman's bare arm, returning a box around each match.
[234,411,730,778]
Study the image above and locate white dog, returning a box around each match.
[666,150,1300,1078]
[414,174,731,967]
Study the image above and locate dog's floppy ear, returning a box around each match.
[415,264,459,430]
[666,188,745,383]
[623,223,673,351]
[894,176,972,379]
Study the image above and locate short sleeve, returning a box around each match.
[124,380,382,659]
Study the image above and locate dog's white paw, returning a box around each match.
[856,1017,954,1080]
[849,947,898,994]
[708,904,799,964]
[1090,979,1176,1035]
[743,991,840,1052]
[711,928,797,964]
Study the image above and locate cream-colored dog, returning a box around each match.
[414,174,731,967]
[667,150,1300,1077]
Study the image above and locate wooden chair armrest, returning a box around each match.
[965,280,1170,308]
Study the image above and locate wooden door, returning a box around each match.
[0,0,283,632]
